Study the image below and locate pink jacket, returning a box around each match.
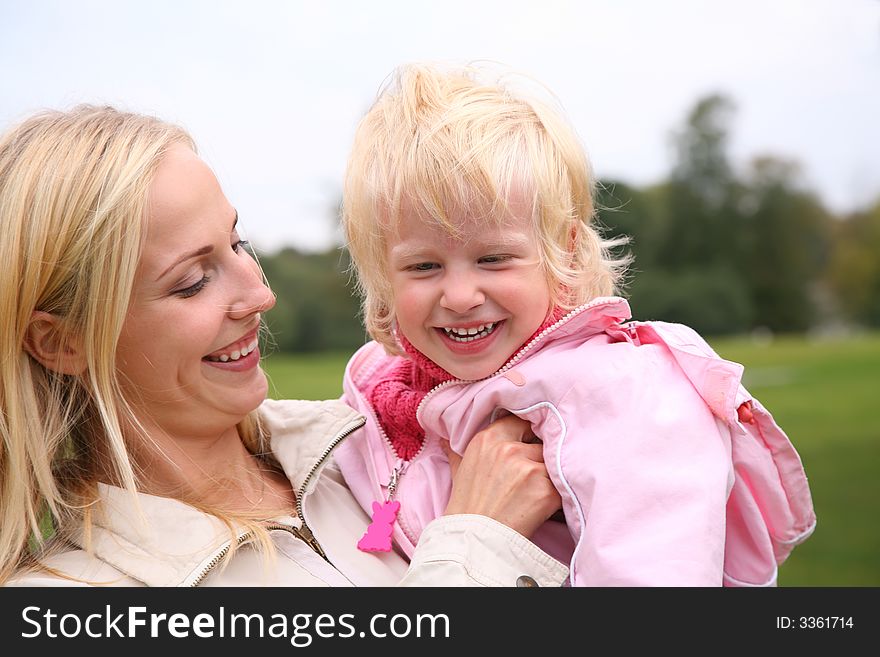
[335,296,816,586]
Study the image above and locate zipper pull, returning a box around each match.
[386,458,409,500]
[357,460,405,552]
[627,323,641,345]
[293,522,327,559]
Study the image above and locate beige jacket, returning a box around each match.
[8,399,568,587]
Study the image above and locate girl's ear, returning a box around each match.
[24,311,87,375]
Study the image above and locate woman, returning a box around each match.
[1,106,566,586]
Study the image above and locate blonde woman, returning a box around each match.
[1,105,566,587]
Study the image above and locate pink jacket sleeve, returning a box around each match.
[521,341,733,586]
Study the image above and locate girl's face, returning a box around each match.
[115,145,275,439]
[386,201,552,381]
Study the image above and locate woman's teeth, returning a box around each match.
[442,322,497,343]
[206,339,258,362]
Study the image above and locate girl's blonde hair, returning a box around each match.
[342,62,630,354]
[0,106,270,583]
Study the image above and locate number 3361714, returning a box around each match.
[776,617,854,629]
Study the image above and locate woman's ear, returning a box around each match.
[24,311,87,375]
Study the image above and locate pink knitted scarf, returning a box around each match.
[367,309,564,460]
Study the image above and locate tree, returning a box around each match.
[258,247,365,352]
[827,199,880,327]
[738,156,831,332]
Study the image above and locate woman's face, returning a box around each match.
[115,145,275,438]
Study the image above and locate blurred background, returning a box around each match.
[3,0,878,585]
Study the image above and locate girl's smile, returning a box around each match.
[387,204,551,381]
[435,319,504,358]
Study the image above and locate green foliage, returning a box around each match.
[628,265,753,334]
[671,93,736,203]
[597,93,837,336]
[258,247,367,353]
[737,157,831,332]
[827,200,880,327]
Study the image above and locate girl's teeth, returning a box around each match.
[443,322,497,342]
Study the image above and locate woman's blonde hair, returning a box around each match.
[0,106,270,583]
[342,62,630,354]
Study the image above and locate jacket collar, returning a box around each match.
[262,398,365,493]
[72,399,363,586]
[526,296,632,349]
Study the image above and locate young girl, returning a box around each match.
[335,62,816,586]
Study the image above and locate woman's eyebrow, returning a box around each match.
[156,210,239,281]
[157,245,214,281]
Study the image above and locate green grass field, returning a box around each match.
[263,333,880,586]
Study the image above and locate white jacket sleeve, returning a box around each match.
[398,514,569,587]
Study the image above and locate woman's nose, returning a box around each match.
[228,255,276,319]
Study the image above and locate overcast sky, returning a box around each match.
[2,0,879,252]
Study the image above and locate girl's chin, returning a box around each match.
[436,356,503,381]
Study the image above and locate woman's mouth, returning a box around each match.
[202,327,261,371]
[203,338,259,363]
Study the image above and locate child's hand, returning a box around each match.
[441,414,561,539]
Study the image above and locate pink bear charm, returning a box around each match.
[357,500,401,552]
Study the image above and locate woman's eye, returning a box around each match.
[233,239,251,254]
[175,275,211,298]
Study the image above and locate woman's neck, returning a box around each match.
[124,421,295,516]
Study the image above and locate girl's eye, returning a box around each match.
[233,239,251,254]
[175,275,211,298]
[479,254,511,264]
[409,262,438,272]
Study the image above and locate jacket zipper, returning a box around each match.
[187,416,366,586]
[187,523,308,587]
[354,386,423,546]
[294,416,366,557]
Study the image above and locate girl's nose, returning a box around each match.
[439,271,485,314]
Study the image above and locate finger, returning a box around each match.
[440,439,461,478]
[490,413,535,443]
[521,429,542,444]
[517,442,546,463]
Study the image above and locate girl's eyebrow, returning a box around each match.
[156,210,238,281]
[480,235,531,250]
[388,241,436,261]
[389,234,531,261]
